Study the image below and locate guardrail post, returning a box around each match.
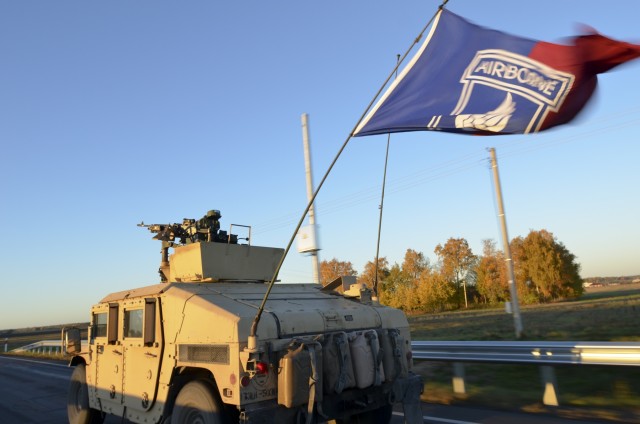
[540,366,559,406]
[452,362,466,394]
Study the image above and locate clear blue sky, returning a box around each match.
[1,1,639,329]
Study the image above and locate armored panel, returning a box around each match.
[169,242,284,282]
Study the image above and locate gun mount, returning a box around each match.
[139,210,283,283]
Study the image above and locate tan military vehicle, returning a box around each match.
[65,210,422,423]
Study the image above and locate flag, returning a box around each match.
[353,9,640,137]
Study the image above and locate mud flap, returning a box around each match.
[392,373,423,424]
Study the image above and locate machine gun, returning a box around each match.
[138,210,239,282]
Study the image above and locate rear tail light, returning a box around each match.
[255,361,269,375]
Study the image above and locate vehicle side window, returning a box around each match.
[124,309,143,338]
[108,303,119,344]
[144,298,156,346]
[93,312,107,338]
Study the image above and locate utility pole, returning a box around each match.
[489,147,524,338]
[301,113,321,284]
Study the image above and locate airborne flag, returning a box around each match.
[353,9,640,137]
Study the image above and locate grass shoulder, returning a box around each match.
[410,283,640,422]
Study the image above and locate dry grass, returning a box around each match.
[410,284,640,422]
[409,284,640,341]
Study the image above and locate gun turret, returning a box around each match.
[138,209,238,246]
[139,210,239,282]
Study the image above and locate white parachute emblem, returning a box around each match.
[454,93,515,133]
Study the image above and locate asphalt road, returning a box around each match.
[0,355,621,424]
[394,406,614,424]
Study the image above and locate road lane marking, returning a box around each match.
[393,411,479,424]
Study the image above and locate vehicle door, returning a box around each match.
[122,298,163,413]
[94,303,125,416]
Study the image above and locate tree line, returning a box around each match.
[319,229,583,313]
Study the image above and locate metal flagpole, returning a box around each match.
[249,0,449,344]
[301,113,321,285]
[489,147,524,339]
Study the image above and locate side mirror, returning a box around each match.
[62,327,82,354]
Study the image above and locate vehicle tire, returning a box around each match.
[171,380,223,424]
[68,364,104,424]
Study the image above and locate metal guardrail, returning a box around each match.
[12,340,87,354]
[9,339,639,407]
[411,340,640,366]
[12,340,64,354]
[411,340,640,406]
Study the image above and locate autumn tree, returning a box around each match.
[380,263,414,309]
[512,229,583,302]
[415,268,455,312]
[358,257,390,292]
[508,237,538,304]
[434,238,476,308]
[319,258,357,286]
[381,249,430,311]
[402,249,429,282]
[475,239,509,304]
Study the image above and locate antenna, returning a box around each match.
[373,54,401,297]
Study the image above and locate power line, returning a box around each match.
[252,112,640,236]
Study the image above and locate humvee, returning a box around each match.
[65,210,422,423]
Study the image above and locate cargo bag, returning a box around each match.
[322,331,355,394]
[377,328,409,382]
[278,340,323,409]
[348,330,385,389]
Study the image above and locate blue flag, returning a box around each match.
[353,9,640,137]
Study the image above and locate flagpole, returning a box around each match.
[489,147,523,339]
[249,0,450,345]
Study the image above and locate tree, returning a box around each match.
[358,257,390,291]
[514,229,583,302]
[510,236,539,304]
[415,268,455,313]
[379,250,430,310]
[475,239,509,304]
[401,249,429,282]
[381,263,415,310]
[319,258,357,286]
[434,238,476,308]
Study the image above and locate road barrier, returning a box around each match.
[11,340,87,355]
[13,339,639,406]
[411,340,640,406]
